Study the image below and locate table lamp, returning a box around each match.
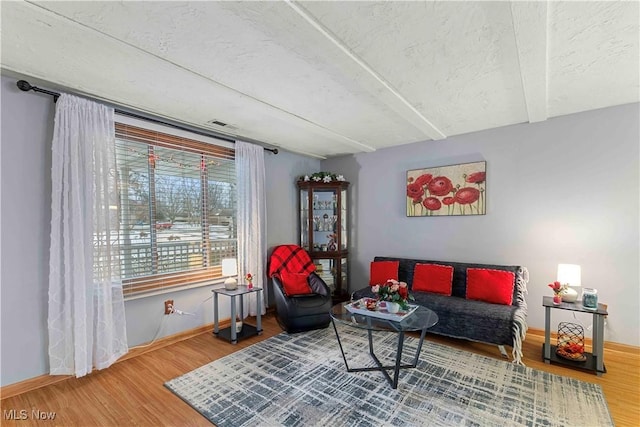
[222,258,238,290]
[557,264,581,303]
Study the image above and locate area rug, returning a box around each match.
[165,326,613,426]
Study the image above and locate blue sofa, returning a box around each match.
[352,256,529,364]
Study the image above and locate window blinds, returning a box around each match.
[109,122,237,295]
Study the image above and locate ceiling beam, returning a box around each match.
[286,0,447,141]
[511,0,549,123]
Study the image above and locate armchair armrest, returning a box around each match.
[308,272,330,296]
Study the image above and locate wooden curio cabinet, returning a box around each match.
[297,180,350,302]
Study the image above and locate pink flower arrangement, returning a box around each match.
[548,281,567,304]
[371,279,414,310]
[548,281,567,295]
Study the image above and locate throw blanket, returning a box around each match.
[512,267,529,365]
[268,245,316,278]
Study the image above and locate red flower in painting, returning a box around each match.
[466,172,486,184]
[415,173,433,187]
[454,187,480,204]
[427,176,453,196]
[407,183,424,199]
[442,197,455,206]
[423,197,442,211]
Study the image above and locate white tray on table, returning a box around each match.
[345,298,419,322]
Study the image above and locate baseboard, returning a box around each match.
[0,373,73,401]
[527,327,640,353]
[0,318,229,400]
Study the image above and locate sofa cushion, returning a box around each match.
[413,263,454,295]
[280,271,313,296]
[369,261,399,285]
[374,256,521,304]
[466,268,515,305]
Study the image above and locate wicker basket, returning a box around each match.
[556,322,586,362]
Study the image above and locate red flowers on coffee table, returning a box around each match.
[371,279,414,310]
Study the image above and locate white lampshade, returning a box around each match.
[222,258,238,277]
[557,264,581,303]
[557,264,581,287]
[222,258,238,290]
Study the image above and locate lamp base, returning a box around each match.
[563,287,579,303]
[224,278,237,290]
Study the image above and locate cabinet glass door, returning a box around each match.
[300,188,309,250]
[340,188,347,251]
[312,189,338,252]
[297,180,350,302]
[312,256,348,296]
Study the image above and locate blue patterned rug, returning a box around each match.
[165,326,613,426]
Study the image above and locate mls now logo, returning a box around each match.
[3,409,56,420]
[3,410,27,420]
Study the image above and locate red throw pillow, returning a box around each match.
[369,261,399,285]
[466,268,515,305]
[412,263,454,295]
[280,271,313,296]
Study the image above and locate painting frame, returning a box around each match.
[406,161,486,217]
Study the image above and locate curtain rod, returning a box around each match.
[16,80,278,154]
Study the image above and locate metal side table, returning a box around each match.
[542,296,608,375]
[212,285,263,344]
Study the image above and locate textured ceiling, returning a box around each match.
[2,1,638,158]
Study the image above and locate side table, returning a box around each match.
[542,296,608,375]
[212,285,263,344]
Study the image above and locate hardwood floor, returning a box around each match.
[1,314,638,426]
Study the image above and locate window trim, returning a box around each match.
[113,115,236,297]
[115,114,234,150]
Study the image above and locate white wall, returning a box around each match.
[263,149,321,304]
[323,103,640,346]
[0,74,320,386]
[265,150,321,250]
[1,76,54,386]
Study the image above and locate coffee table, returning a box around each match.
[330,302,438,389]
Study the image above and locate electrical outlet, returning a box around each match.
[164,299,174,315]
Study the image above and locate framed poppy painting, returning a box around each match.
[406,161,486,217]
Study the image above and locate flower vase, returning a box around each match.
[386,302,400,313]
[553,294,562,305]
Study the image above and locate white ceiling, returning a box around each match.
[2,1,638,158]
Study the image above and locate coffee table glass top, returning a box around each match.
[331,302,438,332]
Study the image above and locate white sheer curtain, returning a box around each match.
[236,140,267,316]
[48,94,128,377]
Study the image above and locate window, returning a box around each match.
[100,118,236,296]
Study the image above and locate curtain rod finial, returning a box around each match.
[17,80,33,92]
